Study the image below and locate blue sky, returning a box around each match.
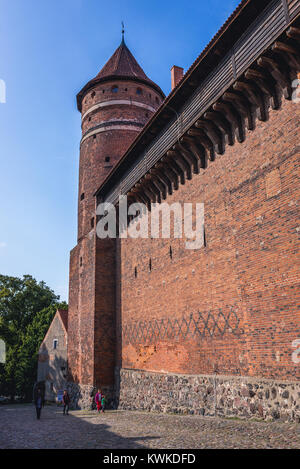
[0,0,240,301]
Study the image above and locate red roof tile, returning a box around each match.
[77,40,165,111]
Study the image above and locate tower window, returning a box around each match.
[134,267,137,278]
[80,193,85,201]
[105,156,110,163]
[91,91,96,98]
[80,257,83,267]
[169,246,173,259]
[125,88,128,92]
[136,88,143,95]
[112,85,118,93]
[93,135,96,139]
[102,89,105,94]
[53,339,58,350]
[203,226,207,248]
[91,217,95,228]
[149,258,152,271]
[88,117,91,122]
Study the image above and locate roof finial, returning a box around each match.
[121,21,125,44]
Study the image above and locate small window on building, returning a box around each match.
[155,97,159,104]
[125,88,128,92]
[80,193,85,201]
[91,217,95,228]
[134,267,137,278]
[53,339,58,350]
[105,156,110,163]
[80,257,83,267]
[149,259,152,271]
[203,226,207,248]
[169,246,173,259]
[112,85,118,93]
[88,117,91,122]
[91,91,96,98]
[102,89,105,93]
[145,112,149,118]
[93,134,96,139]
[136,88,143,95]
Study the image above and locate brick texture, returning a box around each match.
[68,70,162,388]
[118,96,300,381]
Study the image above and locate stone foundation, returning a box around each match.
[116,368,300,422]
[66,382,114,410]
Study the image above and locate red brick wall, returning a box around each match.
[118,96,300,381]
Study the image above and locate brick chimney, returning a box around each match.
[171,65,184,90]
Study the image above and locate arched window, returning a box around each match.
[136,88,143,95]
[111,85,118,93]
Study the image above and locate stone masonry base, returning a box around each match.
[67,382,114,410]
[116,368,300,422]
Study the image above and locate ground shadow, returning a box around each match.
[0,403,160,449]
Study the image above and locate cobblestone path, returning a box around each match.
[0,404,299,449]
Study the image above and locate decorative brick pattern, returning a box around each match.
[122,309,242,345]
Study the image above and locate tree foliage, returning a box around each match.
[0,274,67,401]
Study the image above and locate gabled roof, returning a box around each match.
[77,40,165,111]
[57,309,68,332]
[38,309,68,352]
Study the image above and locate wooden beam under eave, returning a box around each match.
[167,150,192,180]
[204,110,235,146]
[234,79,268,122]
[195,119,225,154]
[180,135,206,168]
[222,91,255,131]
[173,143,199,174]
[212,101,245,143]
[187,128,215,161]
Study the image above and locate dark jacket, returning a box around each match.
[62,393,70,405]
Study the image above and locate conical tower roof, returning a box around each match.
[77,40,165,111]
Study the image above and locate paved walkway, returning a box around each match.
[0,404,299,449]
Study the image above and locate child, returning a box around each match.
[95,389,102,413]
[101,394,107,413]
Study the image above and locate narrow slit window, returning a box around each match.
[53,339,58,350]
[80,193,85,201]
[134,267,137,278]
[169,246,173,259]
[149,259,152,271]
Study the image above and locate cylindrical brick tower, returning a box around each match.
[67,37,165,405]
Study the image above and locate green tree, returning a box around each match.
[0,274,67,401]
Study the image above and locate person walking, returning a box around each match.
[95,389,102,413]
[34,388,44,420]
[62,390,70,415]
